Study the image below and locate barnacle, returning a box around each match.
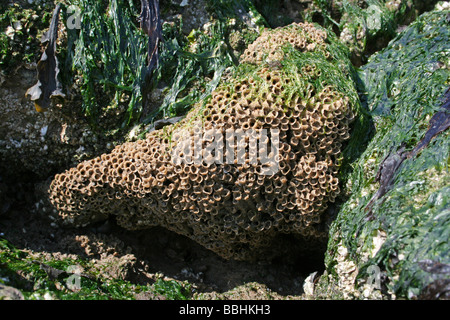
[48,22,357,261]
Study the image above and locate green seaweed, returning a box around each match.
[311,0,439,65]
[58,0,266,133]
[0,237,193,300]
[145,20,235,122]
[324,8,450,299]
[139,0,266,130]
[152,278,193,300]
[65,0,149,129]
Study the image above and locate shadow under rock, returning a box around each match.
[106,220,327,296]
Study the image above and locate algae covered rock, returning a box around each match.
[46,22,359,261]
[316,8,450,299]
[315,0,440,65]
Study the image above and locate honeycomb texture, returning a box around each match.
[241,22,329,64]
[48,22,356,261]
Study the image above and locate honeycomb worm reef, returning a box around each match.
[48,23,357,260]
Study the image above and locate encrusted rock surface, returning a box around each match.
[0,68,109,182]
[314,8,450,300]
[0,283,25,300]
[47,22,358,261]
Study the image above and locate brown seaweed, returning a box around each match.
[418,260,450,275]
[365,144,408,219]
[26,4,65,112]
[139,0,162,73]
[146,115,185,133]
[139,0,163,117]
[409,88,450,158]
[419,279,450,300]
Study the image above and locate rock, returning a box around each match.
[0,176,10,216]
[0,284,25,300]
[0,68,110,185]
[170,0,210,35]
[303,271,318,296]
[45,22,359,261]
[311,0,440,66]
[316,7,450,300]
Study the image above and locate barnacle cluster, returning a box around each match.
[48,22,356,260]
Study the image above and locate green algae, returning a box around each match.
[312,0,439,65]
[61,0,266,132]
[65,0,150,129]
[322,8,450,299]
[142,0,266,123]
[0,237,193,300]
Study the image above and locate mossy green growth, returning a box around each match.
[322,8,450,299]
[0,237,193,300]
[312,0,439,65]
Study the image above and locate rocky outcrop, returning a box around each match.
[46,22,359,261]
[314,7,450,300]
[0,284,24,300]
[0,68,108,182]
